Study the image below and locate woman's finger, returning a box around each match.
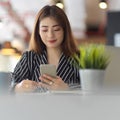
[42,74,56,82]
[40,76,54,85]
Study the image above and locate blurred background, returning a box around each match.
[0,0,120,72]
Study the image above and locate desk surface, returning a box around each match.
[1,90,120,120]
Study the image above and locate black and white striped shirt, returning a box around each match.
[12,50,80,89]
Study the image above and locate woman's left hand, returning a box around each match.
[39,74,69,90]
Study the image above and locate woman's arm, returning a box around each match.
[11,51,36,93]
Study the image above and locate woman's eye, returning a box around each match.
[54,29,60,31]
[42,30,48,32]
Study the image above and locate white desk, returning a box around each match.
[0,90,120,120]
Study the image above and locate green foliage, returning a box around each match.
[74,43,110,69]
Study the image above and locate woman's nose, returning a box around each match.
[47,30,54,38]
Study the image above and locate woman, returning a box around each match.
[11,5,80,93]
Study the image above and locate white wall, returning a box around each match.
[104,46,120,89]
[64,0,86,39]
[108,0,120,11]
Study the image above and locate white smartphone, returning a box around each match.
[40,64,56,77]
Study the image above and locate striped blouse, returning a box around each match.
[11,50,80,90]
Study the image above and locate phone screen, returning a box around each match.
[40,64,56,77]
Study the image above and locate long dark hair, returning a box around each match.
[29,5,79,57]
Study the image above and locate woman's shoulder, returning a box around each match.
[20,50,39,61]
[22,50,38,56]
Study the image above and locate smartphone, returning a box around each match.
[40,64,56,77]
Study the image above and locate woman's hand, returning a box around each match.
[39,74,69,90]
[15,79,39,93]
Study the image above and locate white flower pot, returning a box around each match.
[79,69,105,91]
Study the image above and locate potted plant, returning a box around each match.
[74,43,110,91]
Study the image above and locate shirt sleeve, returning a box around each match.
[11,51,31,84]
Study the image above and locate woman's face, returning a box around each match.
[39,17,64,49]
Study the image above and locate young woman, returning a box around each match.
[11,5,80,93]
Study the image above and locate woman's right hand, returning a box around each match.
[15,79,39,93]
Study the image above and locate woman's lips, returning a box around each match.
[48,40,56,43]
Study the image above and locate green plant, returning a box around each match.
[74,43,110,69]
